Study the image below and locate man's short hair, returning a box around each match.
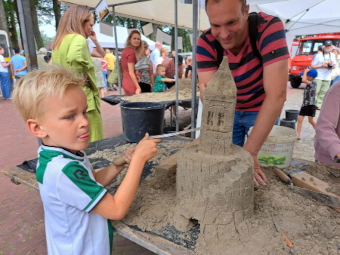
[13,47,20,54]
[12,66,84,121]
[205,0,247,11]
[318,45,324,52]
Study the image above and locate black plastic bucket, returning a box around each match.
[120,102,165,143]
[280,118,296,130]
[285,110,299,121]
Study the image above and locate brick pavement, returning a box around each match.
[0,83,313,255]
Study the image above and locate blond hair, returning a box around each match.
[187,56,192,63]
[52,6,93,50]
[160,47,168,57]
[12,66,84,121]
[125,30,143,55]
[156,64,165,73]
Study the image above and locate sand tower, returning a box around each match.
[173,57,254,243]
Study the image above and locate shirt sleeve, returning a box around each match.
[196,30,219,72]
[56,161,107,212]
[312,53,321,66]
[315,88,340,159]
[66,35,94,76]
[258,15,289,66]
[126,48,137,64]
[0,55,5,63]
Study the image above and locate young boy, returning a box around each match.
[185,56,192,79]
[12,66,160,255]
[152,64,175,92]
[297,68,318,140]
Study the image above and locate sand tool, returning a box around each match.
[274,168,340,210]
[272,217,296,255]
[328,168,340,178]
[148,127,201,139]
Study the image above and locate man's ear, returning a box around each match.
[26,119,47,138]
[244,4,250,18]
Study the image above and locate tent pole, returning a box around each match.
[112,6,122,95]
[174,0,179,132]
[191,0,198,138]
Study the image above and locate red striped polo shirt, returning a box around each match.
[196,12,289,111]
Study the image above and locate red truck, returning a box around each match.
[289,33,340,88]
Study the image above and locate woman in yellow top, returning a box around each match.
[52,5,104,142]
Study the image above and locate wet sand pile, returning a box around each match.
[120,79,199,103]
[93,143,340,255]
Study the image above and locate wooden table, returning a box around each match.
[2,134,195,255]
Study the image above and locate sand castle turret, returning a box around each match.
[173,57,254,246]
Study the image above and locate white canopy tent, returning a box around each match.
[89,23,171,50]
[62,0,340,45]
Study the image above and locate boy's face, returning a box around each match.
[37,87,89,153]
[158,67,166,76]
[307,76,314,81]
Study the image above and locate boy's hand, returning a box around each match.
[134,133,161,162]
[304,67,310,73]
[122,148,135,165]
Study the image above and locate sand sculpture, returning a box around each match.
[174,57,255,247]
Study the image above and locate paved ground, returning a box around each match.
[0,83,315,254]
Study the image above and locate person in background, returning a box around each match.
[311,40,336,110]
[296,68,318,140]
[150,41,162,73]
[101,57,108,94]
[315,79,340,167]
[185,56,192,79]
[121,30,143,95]
[153,64,176,92]
[92,57,106,98]
[135,41,154,92]
[155,48,169,68]
[37,47,50,70]
[331,47,340,86]
[10,47,27,80]
[171,51,176,57]
[0,46,11,100]
[162,55,183,89]
[52,5,104,142]
[104,49,116,91]
[313,45,323,61]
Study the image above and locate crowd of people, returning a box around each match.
[5,1,340,254]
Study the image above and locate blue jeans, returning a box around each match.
[233,111,279,146]
[0,72,11,98]
[102,71,107,88]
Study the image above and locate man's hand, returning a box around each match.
[252,155,268,186]
[244,141,268,186]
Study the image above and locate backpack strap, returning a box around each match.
[216,12,262,67]
[248,12,262,62]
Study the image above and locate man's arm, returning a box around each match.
[197,70,217,101]
[243,58,288,185]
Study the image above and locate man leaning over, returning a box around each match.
[196,0,289,185]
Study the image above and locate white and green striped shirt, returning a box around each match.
[36,145,113,255]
